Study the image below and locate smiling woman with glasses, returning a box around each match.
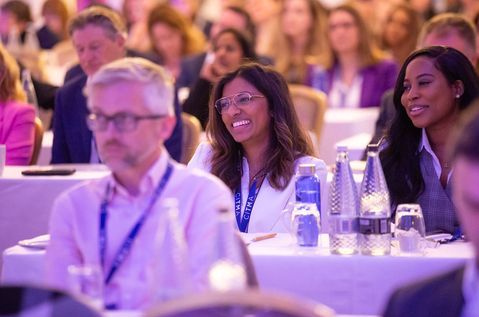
[188,63,327,233]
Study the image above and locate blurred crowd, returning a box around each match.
[1,0,478,121]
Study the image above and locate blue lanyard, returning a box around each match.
[99,162,173,285]
[234,177,263,233]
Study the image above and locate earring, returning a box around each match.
[456,94,461,98]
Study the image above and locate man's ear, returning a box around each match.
[115,33,126,49]
[158,116,177,141]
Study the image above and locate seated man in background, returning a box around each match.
[383,102,479,316]
[52,6,182,164]
[46,58,234,309]
[370,13,478,146]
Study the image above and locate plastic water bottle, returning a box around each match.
[328,146,359,255]
[149,198,192,304]
[293,164,321,247]
[359,144,392,255]
[208,208,247,291]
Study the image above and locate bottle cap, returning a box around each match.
[367,144,379,152]
[298,164,315,175]
[336,145,348,152]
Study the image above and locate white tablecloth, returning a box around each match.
[319,108,378,165]
[0,165,109,268]
[1,234,472,315]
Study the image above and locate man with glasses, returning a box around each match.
[46,58,234,309]
[51,6,182,164]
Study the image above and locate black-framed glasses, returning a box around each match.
[86,112,166,132]
[214,92,265,114]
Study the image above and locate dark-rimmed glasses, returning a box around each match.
[214,92,265,114]
[86,112,166,133]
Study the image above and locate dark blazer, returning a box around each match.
[63,50,163,84]
[51,74,182,164]
[176,53,207,89]
[182,77,212,129]
[176,52,274,89]
[383,266,465,317]
[36,26,60,50]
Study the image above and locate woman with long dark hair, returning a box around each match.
[381,46,479,234]
[188,63,326,232]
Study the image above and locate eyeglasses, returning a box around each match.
[214,92,265,114]
[86,112,165,132]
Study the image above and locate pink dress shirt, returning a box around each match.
[0,100,35,165]
[46,151,234,309]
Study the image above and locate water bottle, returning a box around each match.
[149,198,192,304]
[21,69,39,116]
[208,208,247,291]
[359,144,392,255]
[293,163,321,247]
[328,146,359,255]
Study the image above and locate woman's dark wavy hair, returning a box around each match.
[212,27,257,62]
[381,46,479,207]
[207,63,314,191]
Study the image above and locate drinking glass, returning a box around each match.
[0,144,5,177]
[394,204,426,254]
[68,264,104,309]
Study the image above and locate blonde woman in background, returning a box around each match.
[272,0,328,85]
[381,3,423,66]
[147,3,205,79]
[244,0,282,57]
[0,43,35,165]
[312,4,398,109]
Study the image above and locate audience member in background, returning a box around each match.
[182,28,257,129]
[176,5,256,90]
[52,6,182,164]
[457,0,479,22]
[383,101,479,317]
[167,0,211,36]
[381,3,423,66]
[123,0,155,53]
[271,0,328,85]
[0,43,35,165]
[147,3,205,79]
[380,46,479,234]
[313,4,398,108]
[37,0,70,49]
[46,57,234,310]
[351,0,394,45]
[371,13,478,145]
[0,0,42,79]
[188,63,327,233]
[244,0,282,58]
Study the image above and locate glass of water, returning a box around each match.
[394,204,426,254]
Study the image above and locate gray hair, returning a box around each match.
[85,57,175,116]
[418,13,476,53]
[69,6,127,40]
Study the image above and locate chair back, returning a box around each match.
[0,285,101,317]
[180,113,202,164]
[289,84,327,151]
[146,289,335,317]
[29,117,44,165]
